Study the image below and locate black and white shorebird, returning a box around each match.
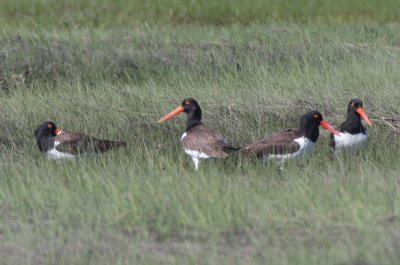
[330,99,372,153]
[236,111,339,163]
[34,121,126,159]
[158,98,237,170]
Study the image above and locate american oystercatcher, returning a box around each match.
[158,98,237,170]
[236,111,339,163]
[34,121,126,159]
[331,99,372,153]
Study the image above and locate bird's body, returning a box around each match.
[159,98,236,170]
[181,124,234,169]
[331,131,368,153]
[331,99,372,153]
[236,111,339,163]
[46,139,75,159]
[34,121,126,159]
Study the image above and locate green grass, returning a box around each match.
[1,20,400,265]
[1,0,400,28]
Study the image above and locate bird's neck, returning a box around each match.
[186,109,202,130]
[300,124,320,142]
[37,135,55,152]
[340,111,364,133]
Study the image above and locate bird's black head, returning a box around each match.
[181,98,201,114]
[348,99,363,113]
[345,98,372,126]
[299,111,339,142]
[34,121,58,138]
[300,111,323,128]
[159,98,203,129]
[34,121,59,152]
[180,98,202,129]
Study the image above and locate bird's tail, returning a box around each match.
[93,139,127,152]
[223,145,241,156]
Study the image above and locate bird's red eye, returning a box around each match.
[184,100,190,105]
[313,114,320,119]
[48,124,53,128]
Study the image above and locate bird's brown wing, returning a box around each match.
[236,128,302,158]
[182,124,234,158]
[55,131,126,154]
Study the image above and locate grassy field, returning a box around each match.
[1,1,400,265]
[2,0,400,28]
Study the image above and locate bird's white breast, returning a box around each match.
[181,132,210,159]
[46,141,74,160]
[181,132,187,140]
[184,149,210,159]
[333,131,368,152]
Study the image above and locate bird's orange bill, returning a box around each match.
[320,120,340,136]
[158,106,184,122]
[356,107,372,126]
[55,128,62,135]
